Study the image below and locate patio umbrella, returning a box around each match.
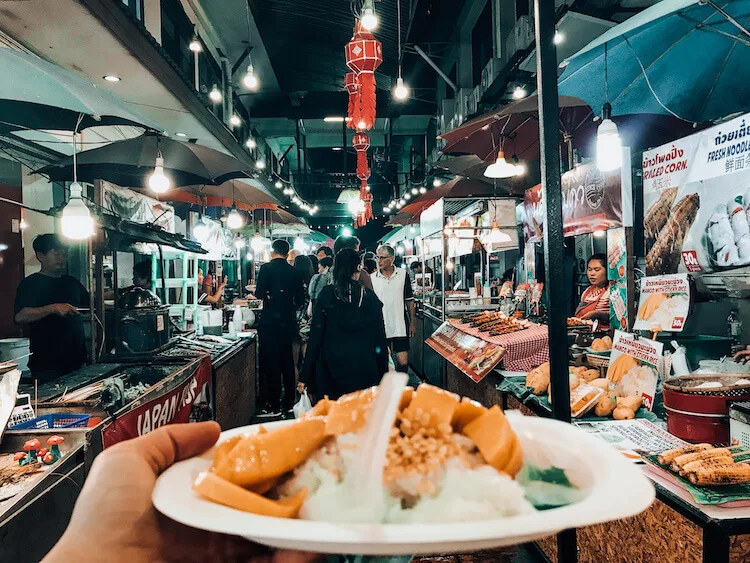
[558,0,750,123]
[182,179,281,208]
[437,157,540,195]
[0,47,159,131]
[37,133,252,187]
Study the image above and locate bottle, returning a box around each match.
[729,308,743,348]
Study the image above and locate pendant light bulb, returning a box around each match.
[393,77,409,101]
[433,178,442,187]
[251,232,265,252]
[209,84,222,103]
[274,180,283,189]
[419,186,427,194]
[61,182,94,240]
[255,159,266,170]
[483,220,512,247]
[597,104,622,172]
[189,37,202,53]
[484,150,518,179]
[193,217,209,241]
[230,114,241,127]
[361,0,379,31]
[245,137,257,150]
[512,86,527,100]
[148,153,171,194]
[227,206,244,230]
[242,64,259,91]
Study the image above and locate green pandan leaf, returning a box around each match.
[520,464,573,487]
[518,464,583,510]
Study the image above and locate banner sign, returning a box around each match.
[102,357,212,448]
[643,112,750,275]
[633,274,690,332]
[607,227,628,331]
[426,322,505,383]
[606,331,663,411]
[523,151,633,242]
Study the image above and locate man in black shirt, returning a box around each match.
[14,234,89,383]
[255,239,304,417]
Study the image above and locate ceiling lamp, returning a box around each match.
[553,30,564,45]
[61,182,94,240]
[419,186,427,194]
[251,232,265,252]
[255,158,266,170]
[189,36,202,52]
[360,0,379,31]
[483,221,512,246]
[411,187,418,195]
[433,178,442,187]
[274,180,283,189]
[242,63,259,91]
[597,103,622,172]
[193,216,209,240]
[227,205,244,230]
[245,137,256,149]
[484,150,518,179]
[148,151,171,194]
[103,75,121,83]
[512,86,527,100]
[393,77,409,101]
[209,85,222,103]
[230,114,241,127]
[348,199,365,215]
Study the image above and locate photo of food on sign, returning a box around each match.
[643,112,750,275]
[605,331,663,411]
[633,274,691,332]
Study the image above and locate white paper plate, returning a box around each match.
[152,414,654,555]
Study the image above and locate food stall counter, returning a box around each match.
[493,369,750,563]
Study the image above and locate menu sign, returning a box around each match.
[643,111,750,275]
[634,274,691,332]
[426,322,505,383]
[606,331,664,411]
[523,153,633,241]
[607,227,628,330]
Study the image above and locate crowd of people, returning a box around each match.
[253,235,416,418]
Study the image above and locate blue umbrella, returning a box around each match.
[558,0,750,123]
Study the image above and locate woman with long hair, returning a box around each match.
[299,249,388,400]
[292,254,315,378]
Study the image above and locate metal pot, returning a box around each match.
[119,287,162,309]
[119,306,171,353]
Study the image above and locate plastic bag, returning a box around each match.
[293,390,312,418]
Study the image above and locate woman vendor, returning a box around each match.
[574,254,610,326]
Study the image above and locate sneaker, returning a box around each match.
[257,406,281,418]
[283,409,295,420]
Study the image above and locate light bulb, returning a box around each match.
[383,206,390,213]
[230,114,241,126]
[242,65,259,91]
[251,233,265,252]
[445,260,454,271]
[246,137,257,149]
[234,237,246,249]
[411,188,418,195]
[553,31,564,45]
[209,85,222,103]
[396,202,403,209]
[312,205,319,212]
[193,219,209,240]
[347,199,365,215]
[365,185,371,192]
[399,198,406,205]
[309,207,316,215]
[342,227,353,237]
[393,77,409,101]
[189,38,202,52]
[61,182,94,240]
[484,150,518,179]
[148,155,171,194]
[19,219,28,229]
[512,86,527,100]
[433,178,442,187]
[293,237,307,252]
[419,187,427,194]
[256,159,266,170]
[227,207,244,230]
[275,180,283,189]
[357,120,367,130]
[404,193,412,200]
[483,220,512,247]
[593,230,606,238]
[246,252,253,261]
[597,118,622,172]
[361,0,379,31]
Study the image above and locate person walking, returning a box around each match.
[371,244,415,374]
[333,235,373,290]
[309,256,333,307]
[255,239,305,417]
[292,254,315,379]
[299,249,387,400]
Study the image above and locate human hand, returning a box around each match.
[48,303,79,317]
[297,382,306,394]
[734,347,750,364]
[43,423,319,563]
[409,323,416,338]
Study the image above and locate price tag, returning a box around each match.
[671,317,685,330]
[156,315,165,332]
[681,250,702,272]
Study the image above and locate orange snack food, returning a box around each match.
[452,397,487,432]
[194,472,307,518]
[462,405,522,477]
[402,384,460,428]
[324,387,378,435]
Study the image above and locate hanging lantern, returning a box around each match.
[359,177,369,200]
[353,132,370,182]
[344,72,361,130]
[345,22,382,131]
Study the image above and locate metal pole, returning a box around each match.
[534,0,577,561]
[413,45,458,92]
[113,250,119,356]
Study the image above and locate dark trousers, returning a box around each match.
[258,324,296,411]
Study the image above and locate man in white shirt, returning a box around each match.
[372,244,415,373]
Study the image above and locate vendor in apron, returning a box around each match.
[574,254,610,327]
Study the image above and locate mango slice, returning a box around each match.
[452,397,487,432]
[324,387,377,435]
[194,471,307,518]
[213,417,327,487]
[403,384,460,427]
[462,405,522,477]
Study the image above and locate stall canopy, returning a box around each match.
[0,46,160,132]
[170,178,280,209]
[98,212,206,254]
[36,133,252,187]
[558,0,750,123]
[437,156,540,193]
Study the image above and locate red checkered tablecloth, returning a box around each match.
[448,319,549,372]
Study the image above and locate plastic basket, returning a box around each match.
[9,413,91,430]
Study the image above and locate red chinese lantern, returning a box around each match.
[359,177,369,200]
[352,132,370,181]
[345,22,382,131]
[344,72,360,130]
